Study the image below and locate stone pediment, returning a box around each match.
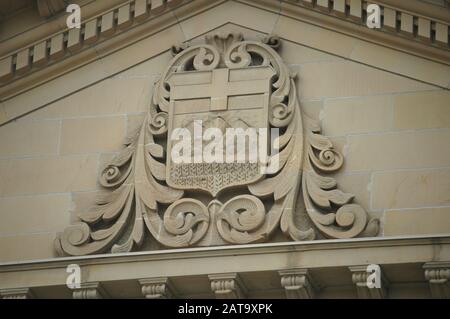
[0,0,449,127]
[0,0,450,301]
[54,32,379,256]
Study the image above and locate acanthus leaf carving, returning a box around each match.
[302,115,379,239]
[55,33,379,256]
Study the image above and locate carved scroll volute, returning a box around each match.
[153,44,221,113]
[144,198,210,248]
[55,33,379,257]
[216,195,268,244]
[301,115,380,239]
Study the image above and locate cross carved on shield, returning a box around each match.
[166,66,276,196]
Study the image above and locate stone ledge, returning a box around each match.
[0,0,198,89]
[1,0,449,96]
[0,235,448,298]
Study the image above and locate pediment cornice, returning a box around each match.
[0,0,449,125]
[1,235,449,299]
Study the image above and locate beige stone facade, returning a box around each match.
[0,0,449,299]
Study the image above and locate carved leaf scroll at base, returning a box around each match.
[55,33,379,256]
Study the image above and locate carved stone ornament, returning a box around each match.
[55,33,379,256]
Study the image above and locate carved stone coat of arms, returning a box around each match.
[55,33,379,256]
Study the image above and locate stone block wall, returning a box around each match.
[0,19,449,262]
